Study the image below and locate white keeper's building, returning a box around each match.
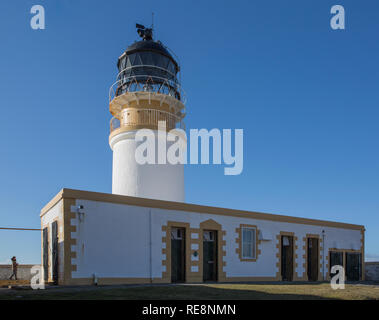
[40,26,364,285]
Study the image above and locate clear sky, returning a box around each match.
[0,0,378,264]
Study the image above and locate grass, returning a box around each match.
[0,282,379,300]
[0,280,30,287]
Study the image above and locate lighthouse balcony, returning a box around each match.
[110,108,185,134]
[109,72,186,104]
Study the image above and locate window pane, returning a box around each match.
[243,229,251,242]
[242,243,250,258]
[244,243,252,258]
[171,228,183,240]
[241,227,256,259]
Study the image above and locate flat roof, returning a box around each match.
[40,188,364,231]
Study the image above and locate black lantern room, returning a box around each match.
[115,24,182,101]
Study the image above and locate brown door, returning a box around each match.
[203,230,218,281]
[281,235,294,281]
[171,227,185,282]
[307,237,319,281]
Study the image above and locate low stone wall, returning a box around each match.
[0,264,40,281]
[365,262,379,281]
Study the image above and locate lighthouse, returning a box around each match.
[108,24,186,202]
[40,23,365,286]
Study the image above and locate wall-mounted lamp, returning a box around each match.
[77,205,85,222]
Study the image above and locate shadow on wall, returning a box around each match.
[366,262,379,281]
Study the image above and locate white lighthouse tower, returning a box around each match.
[108,24,186,202]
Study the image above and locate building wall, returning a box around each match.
[0,265,40,281]
[40,199,64,283]
[62,198,363,284]
[365,262,379,281]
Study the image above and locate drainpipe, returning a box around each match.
[149,209,152,283]
[322,230,325,281]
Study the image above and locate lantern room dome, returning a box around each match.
[114,27,183,102]
[118,40,179,71]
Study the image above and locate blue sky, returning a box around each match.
[0,0,378,264]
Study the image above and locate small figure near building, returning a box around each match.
[9,256,18,280]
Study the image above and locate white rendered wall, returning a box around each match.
[69,199,363,281]
[110,130,185,202]
[41,199,64,280]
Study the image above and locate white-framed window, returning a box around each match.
[242,227,256,259]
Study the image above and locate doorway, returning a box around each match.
[330,251,362,281]
[203,230,218,281]
[51,221,59,284]
[329,251,344,279]
[346,252,361,281]
[307,237,319,281]
[281,235,294,281]
[171,227,185,283]
[42,227,48,282]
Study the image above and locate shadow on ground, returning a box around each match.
[0,282,343,300]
